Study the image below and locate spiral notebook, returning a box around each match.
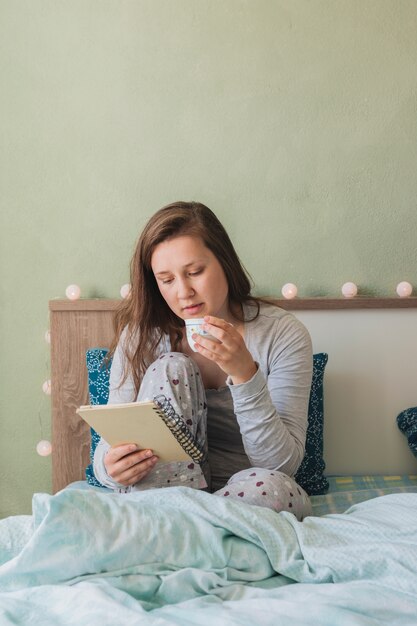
[76,395,205,464]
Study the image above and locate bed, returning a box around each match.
[1,297,417,625]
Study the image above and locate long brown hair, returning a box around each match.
[110,201,264,396]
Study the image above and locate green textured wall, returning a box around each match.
[1,0,416,517]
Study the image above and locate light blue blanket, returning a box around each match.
[1,487,417,625]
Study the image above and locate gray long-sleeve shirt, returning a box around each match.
[93,302,313,491]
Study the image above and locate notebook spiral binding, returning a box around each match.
[153,394,206,464]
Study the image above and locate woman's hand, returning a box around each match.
[104,444,158,487]
[192,315,258,384]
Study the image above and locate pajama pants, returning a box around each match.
[132,351,312,520]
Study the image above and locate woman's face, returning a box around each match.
[151,235,231,321]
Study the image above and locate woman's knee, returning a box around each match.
[138,352,207,444]
[149,352,197,375]
[214,467,312,521]
[139,352,201,397]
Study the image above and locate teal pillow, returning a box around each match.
[397,407,417,460]
[85,349,329,495]
[295,353,329,495]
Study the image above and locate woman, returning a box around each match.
[94,201,313,519]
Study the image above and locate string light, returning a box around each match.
[281,283,298,299]
[341,282,358,298]
[65,284,81,300]
[42,379,51,395]
[35,280,416,461]
[396,281,413,297]
[120,283,131,299]
[37,403,52,457]
[36,440,52,457]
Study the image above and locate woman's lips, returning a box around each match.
[183,303,203,315]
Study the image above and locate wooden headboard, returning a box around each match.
[50,299,118,492]
[49,297,417,493]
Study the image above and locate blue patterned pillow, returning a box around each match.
[397,407,417,460]
[85,349,329,494]
[295,352,329,495]
[85,348,112,488]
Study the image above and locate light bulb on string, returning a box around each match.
[36,440,52,456]
[341,282,358,298]
[65,284,81,300]
[120,283,131,299]
[281,283,298,299]
[396,281,412,297]
[37,409,52,457]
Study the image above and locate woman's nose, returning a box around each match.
[177,278,195,298]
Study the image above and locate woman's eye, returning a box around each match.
[159,269,202,284]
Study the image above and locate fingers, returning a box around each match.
[198,317,238,348]
[203,315,235,333]
[115,455,158,486]
[193,316,257,383]
[105,444,159,486]
[106,443,141,463]
[192,322,239,361]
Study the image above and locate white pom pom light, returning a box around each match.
[281,283,298,299]
[36,440,52,456]
[120,283,131,299]
[42,379,51,395]
[396,281,413,297]
[65,284,81,300]
[341,282,358,298]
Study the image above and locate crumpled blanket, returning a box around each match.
[1,487,417,625]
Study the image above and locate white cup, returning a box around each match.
[184,318,220,352]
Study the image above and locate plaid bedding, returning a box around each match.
[310,474,417,516]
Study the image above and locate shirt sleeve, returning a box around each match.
[227,313,313,477]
